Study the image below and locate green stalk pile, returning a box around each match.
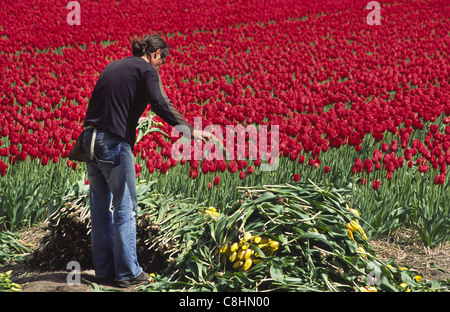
[0,218,29,264]
[25,179,447,292]
[138,181,447,292]
[29,195,92,270]
[0,217,29,292]
[27,181,214,274]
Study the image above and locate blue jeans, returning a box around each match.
[82,128,142,281]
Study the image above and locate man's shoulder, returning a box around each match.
[107,56,147,66]
[103,56,154,75]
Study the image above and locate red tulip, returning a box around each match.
[135,163,142,174]
[363,159,373,173]
[189,168,199,179]
[391,140,398,152]
[372,180,381,190]
[228,160,238,173]
[214,176,221,185]
[217,160,228,172]
[201,162,210,175]
[418,163,429,173]
[1,0,447,188]
[435,174,445,185]
[41,156,49,166]
[0,160,7,177]
[298,155,305,164]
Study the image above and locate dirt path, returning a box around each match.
[0,224,134,292]
[1,262,133,292]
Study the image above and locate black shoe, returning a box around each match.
[115,271,150,288]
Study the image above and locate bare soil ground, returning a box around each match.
[0,225,124,292]
[371,228,450,282]
[1,223,448,292]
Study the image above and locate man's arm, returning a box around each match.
[144,67,213,142]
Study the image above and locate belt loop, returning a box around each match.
[90,128,97,160]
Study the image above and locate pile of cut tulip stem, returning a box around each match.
[138,180,445,292]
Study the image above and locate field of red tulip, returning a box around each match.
[0,0,449,292]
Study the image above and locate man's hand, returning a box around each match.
[193,129,215,143]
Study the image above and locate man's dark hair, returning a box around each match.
[131,34,169,59]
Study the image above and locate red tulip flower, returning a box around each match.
[372,180,381,190]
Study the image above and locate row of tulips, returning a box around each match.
[0,1,449,244]
[1,1,448,180]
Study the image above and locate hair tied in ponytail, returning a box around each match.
[131,34,168,58]
[131,38,146,56]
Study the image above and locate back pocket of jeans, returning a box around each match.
[94,141,122,168]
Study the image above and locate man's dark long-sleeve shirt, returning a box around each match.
[83,56,194,147]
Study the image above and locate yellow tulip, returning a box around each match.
[206,211,220,219]
[268,241,280,251]
[413,275,422,282]
[399,283,410,292]
[244,249,253,260]
[350,220,359,231]
[257,243,268,250]
[357,246,367,259]
[243,232,252,241]
[220,244,229,254]
[228,251,237,262]
[233,260,243,269]
[243,258,252,271]
[359,285,377,292]
[358,226,366,237]
[346,221,358,232]
[347,229,354,239]
[238,249,246,260]
[230,242,239,253]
